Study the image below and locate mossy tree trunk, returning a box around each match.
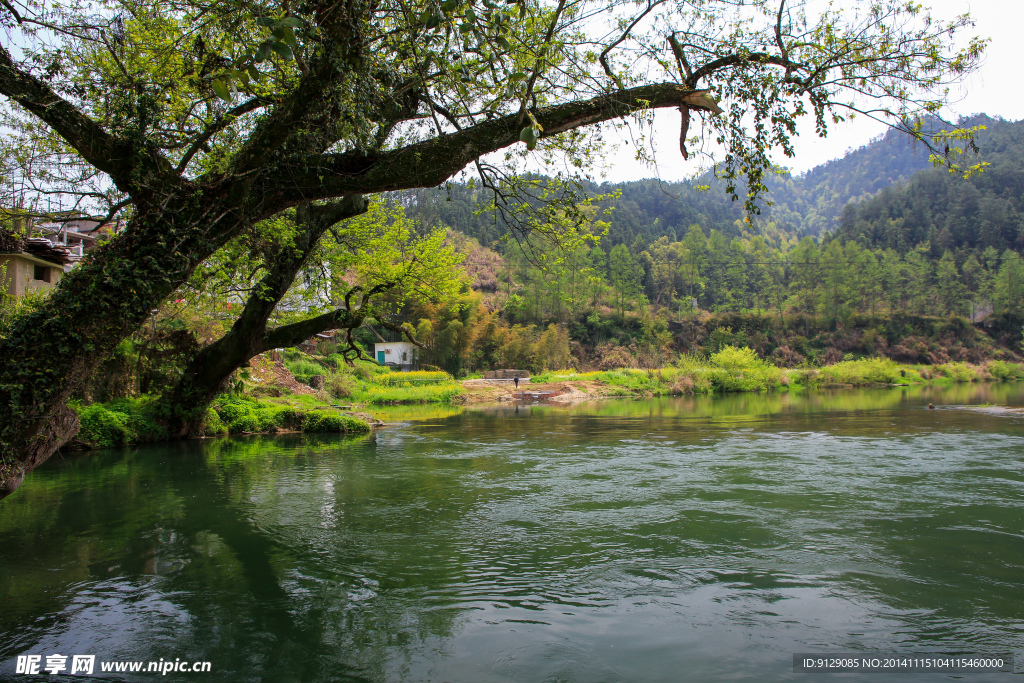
[162,197,369,436]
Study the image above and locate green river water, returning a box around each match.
[2,383,1024,681]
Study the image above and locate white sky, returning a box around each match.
[593,0,1022,183]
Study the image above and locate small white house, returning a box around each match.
[373,341,417,370]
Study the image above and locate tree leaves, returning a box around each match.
[271,42,293,61]
[211,78,231,102]
[206,13,303,102]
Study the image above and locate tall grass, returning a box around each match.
[815,357,906,386]
[355,382,464,404]
[532,351,1021,397]
[373,370,452,385]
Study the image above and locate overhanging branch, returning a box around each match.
[259,82,723,205]
[0,44,168,191]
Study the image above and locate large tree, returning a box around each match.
[162,198,463,436]
[0,0,984,498]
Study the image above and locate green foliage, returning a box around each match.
[706,348,783,392]
[203,407,228,436]
[301,410,370,434]
[326,373,355,399]
[932,362,977,383]
[284,358,329,385]
[76,405,133,448]
[213,395,302,433]
[710,346,764,371]
[986,360,1024,381]
[816,358,906,386]
[74,397,169,448]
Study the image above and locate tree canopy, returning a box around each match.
[0,0,987,498]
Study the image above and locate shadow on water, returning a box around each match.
[2,382,1023,681]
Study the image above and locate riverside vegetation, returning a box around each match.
[68,340,1024,450]
[69,349,465,448]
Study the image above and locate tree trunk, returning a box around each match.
[161,197,368,437]
[0,199,244,499]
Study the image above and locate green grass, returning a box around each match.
[213,395,369,434]
[533,350,1023,398]
[814,357,909,386]
[280,351,464,405]
[373,370,452,385]
[354,381,464,405]
[71,393,371,450]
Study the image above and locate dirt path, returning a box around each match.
[460,379,619,405]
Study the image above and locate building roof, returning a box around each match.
[0,231,70,266]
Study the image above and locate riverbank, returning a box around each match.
[461,355,1024,404]
[71,393,375,449]
[68,353,1024,449]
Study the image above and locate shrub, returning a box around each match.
[987,360,1024,381]
[105,397,168,442]
[201,407,228,436]
[77,405,132,448]
[74,397,169,447]
[216,397,260,433]
[933,362,977,382]
[301,410,370,433]
[597,344,636,370]
[769,345,805,368]
[819,347,844,365]
[214,396,304,433]
[710,346,764,371]
[326,373,355,399]
[817,358,903,385]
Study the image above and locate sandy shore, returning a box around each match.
[459,379,621,405]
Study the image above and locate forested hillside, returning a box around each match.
[382,116,1024,375]
[834,115,1024,257]
[398,119,946,248]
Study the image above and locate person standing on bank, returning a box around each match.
[514,375,519,389]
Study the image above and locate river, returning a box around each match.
[2,383,1023,681]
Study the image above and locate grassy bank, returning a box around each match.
[69,350,1024,449]
[68,353,464,450]
[71,394,370,449]
[531,348,1024,398]
[279,353,465,405]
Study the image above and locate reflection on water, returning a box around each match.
[2,384,1023,681]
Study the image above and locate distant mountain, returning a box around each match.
[832,115,1024,255]
[398,117,1009,250]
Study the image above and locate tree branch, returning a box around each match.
[599,1,664,89]
[0,43,168,191]
[260,82,723,204]
[176,97,272,173]
[257,307,361,353]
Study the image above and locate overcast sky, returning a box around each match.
[592,0,1021,183]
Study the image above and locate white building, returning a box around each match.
[373,341,417,370]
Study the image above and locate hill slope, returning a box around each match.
[398,121,950,247]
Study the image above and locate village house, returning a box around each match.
[0,234,69,299]
[373,341,417,371]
